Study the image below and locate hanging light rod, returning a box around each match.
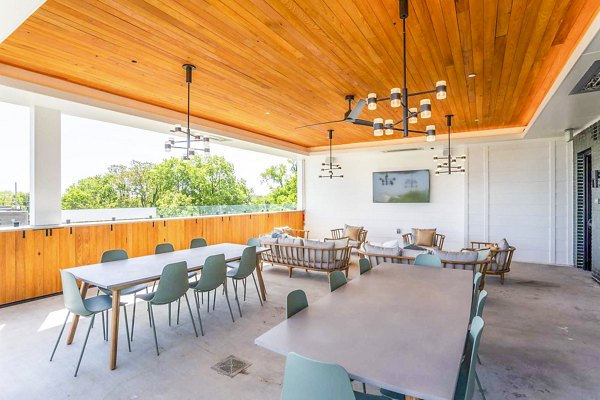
[164,63,210,159]
[319,129,343,179]
[366,0,446,141]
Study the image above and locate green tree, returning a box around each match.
[257,160,297,205]
[0,191,30,210]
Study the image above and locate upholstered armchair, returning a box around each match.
[469,241,516,284]
[402,230,445,250]
[330,226,368,250]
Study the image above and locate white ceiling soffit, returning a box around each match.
[525,14,600,139]
[0,0,45,43]
[0,83,299,159]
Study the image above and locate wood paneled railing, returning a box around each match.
[0,210,304,305]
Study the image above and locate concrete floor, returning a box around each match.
[0,259,599,399]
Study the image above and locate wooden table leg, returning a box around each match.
[109,289,121,370]
[66,282,89,345]
[255,255,267,301]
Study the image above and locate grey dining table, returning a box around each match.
[255,262,473,400]
[66,243,269,370]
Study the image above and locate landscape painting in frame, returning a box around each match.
[372,170,430,203]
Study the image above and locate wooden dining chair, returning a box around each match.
[50,270,131,376]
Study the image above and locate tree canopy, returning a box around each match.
[61,155,295,211]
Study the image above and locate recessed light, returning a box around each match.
[467,73,477,78]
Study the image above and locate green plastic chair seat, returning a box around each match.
[82,294,114,313]
[226,261,240,269]
[379,388,406,399]
[188,271,197,279]
[226,266,240,277]
[189,277,222,292]
[99,283,147,297]
[137,291,156,302]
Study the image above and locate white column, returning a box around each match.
[30,106,61,225]
[296,157,305,211]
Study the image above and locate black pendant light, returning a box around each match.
[319,129,343,179]
[164,64,210,159]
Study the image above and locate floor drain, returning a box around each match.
[211,355,252,378]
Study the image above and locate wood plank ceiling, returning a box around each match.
[0,0,598,148]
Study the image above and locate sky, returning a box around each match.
[0,101,290,196]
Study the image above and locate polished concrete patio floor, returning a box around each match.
[0,259,599,399]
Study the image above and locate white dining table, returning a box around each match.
[255,262,473,400]
[66,243,269,370]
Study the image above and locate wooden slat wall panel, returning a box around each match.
[0,211,303,305]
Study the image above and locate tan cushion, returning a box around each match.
[413,228,436,247]
[344,224,363,241]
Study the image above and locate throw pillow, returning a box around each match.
[462,248,491,262]
[325,237,350,260]
[413,228,436,247]
[304,239,335,265]
[344,224,363,241]
[402,248,430,258]
[434,249,478,270]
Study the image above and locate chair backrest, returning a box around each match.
[281,352,357,400]
[190,238,207,248]
[470,272,483,321]
[151,261,189,304]
[155,243,175,254]
[414,254,443,268]
[232,246,257,279]
[197,254,227,291]
[60,270,92,317]
[456,316,485,400]
[101,249,128,263]
[329,270,347,292]
[287,289,308,319]
[359,258,372,275]
[475,290,487,319]
[247,237,261,247]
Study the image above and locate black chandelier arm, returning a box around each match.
[392,109,422,127]
[407,129,428,134]
[407,88,437,97]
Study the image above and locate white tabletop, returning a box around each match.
[67,243,267,290]
[255,263,473,400]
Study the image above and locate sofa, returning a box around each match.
[360,243,490,289]
[259,237,352,278]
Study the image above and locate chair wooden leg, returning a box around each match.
[345,268,349,278]
[50,311,70,361]
[289,267,293,278]
[500,273,505,285]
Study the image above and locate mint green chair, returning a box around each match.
[282,352,385,399]
[50,270,131,376]
[247,237,261,247]
[190,238,207,248]
[226,246,262,317]
[454,316,486,400]
[137,261,198,355]
[473,290,488,396]
[359,258,372,274]
[155,243,175,254]
[470,273,483,323]
[329,270,347,292]
[414,254,443,268]
[98,249,148,341]
[189,254,235,335]
[286,289,308,318]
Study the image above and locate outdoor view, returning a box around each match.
[0,102,297,226]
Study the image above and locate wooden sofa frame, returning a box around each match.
[261,242,353,278]
[469,241,516,284]
[402,232,445,250]
[358,250,490,289]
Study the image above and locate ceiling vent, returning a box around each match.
[382,147,424,153]
[570,60,600,95]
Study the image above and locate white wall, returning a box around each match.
[304,137,573,266]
